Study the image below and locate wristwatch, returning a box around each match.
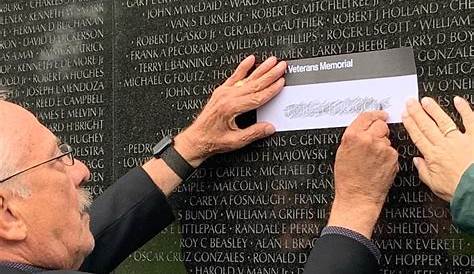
[153,135,195,181]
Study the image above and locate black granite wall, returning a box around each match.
[1,0,473,273]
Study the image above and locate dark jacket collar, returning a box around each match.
[0,261,46,273]
[0,263,91,274]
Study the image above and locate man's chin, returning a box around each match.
[81,214,95,255]
[85,224,95,253]
[85,239,95,258]
[71,234,95,270]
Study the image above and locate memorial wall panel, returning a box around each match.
[0,0,114,196]
[1,0,473,273]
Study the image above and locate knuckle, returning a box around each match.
[358,112,374,122]
[227,74,238,82]
[264,73,275,82]
[410,134,423,145]
[342,130,357,142]
[250,82,261,92]
[438,120,453,131]
[239,134,252,143]
[373,120,387,130]
[268,82,281,94]
[251,94,265,106]
[389,148,399,160]
[418,124,431,134]
[240,131,258,143]
[371,127,386,137]
[373,142,385,153]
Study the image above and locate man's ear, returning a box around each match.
[0,191,27,241]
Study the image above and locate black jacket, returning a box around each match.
[0,167,175,274]
[0,168,378,273]
[303,234,379,274]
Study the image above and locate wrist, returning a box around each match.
[173,130,207,168]
[327,198,383,239]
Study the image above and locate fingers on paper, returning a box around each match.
[421,97,459,137]
[245,61,287,95]
[405,98,443,143]
[236,122,275,146]
[350,111,388,131]
[238,78,285,113]
[367,119,390,139]
[247,56,278,81]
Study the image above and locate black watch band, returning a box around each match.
[159,144,195,181]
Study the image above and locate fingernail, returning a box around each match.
[413,157,419,167]
[265,125,276,135]
[454,96,462,104]
[278,61,287,68]
[406,98,417,106]
[421,97,431,106]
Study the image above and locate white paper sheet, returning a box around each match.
[257,75,418,132]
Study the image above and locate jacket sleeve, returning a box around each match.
[451,164,474,234]
[80,167,175,274]
[303,234,379,274]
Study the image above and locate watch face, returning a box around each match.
[153,135,173,156]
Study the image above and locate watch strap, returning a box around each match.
[160,145,195,181]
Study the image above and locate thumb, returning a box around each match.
[237,123,275,146]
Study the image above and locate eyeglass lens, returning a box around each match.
[59,143,74,166]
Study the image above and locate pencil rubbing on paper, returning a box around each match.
[284,97,391,119]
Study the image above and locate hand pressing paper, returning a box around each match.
[257,48,419,131]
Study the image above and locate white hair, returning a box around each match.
[0,91,31,198]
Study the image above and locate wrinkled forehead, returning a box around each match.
[0,101,58,164]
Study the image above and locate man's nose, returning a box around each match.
[72,159,91,186]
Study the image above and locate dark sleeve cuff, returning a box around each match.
[450,164,474,234]
[81,167,175,274]
[321,226,381,261]
[303,229,379,274]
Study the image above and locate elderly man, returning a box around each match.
[0,56,287,273]
[0,54,398,274]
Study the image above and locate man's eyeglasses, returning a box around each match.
[0,143,75,183]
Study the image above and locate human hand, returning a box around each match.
[402,97,474,202]
[174,55,287,167]
[328,112,399,239]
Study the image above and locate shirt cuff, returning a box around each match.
[321,226,381,261]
